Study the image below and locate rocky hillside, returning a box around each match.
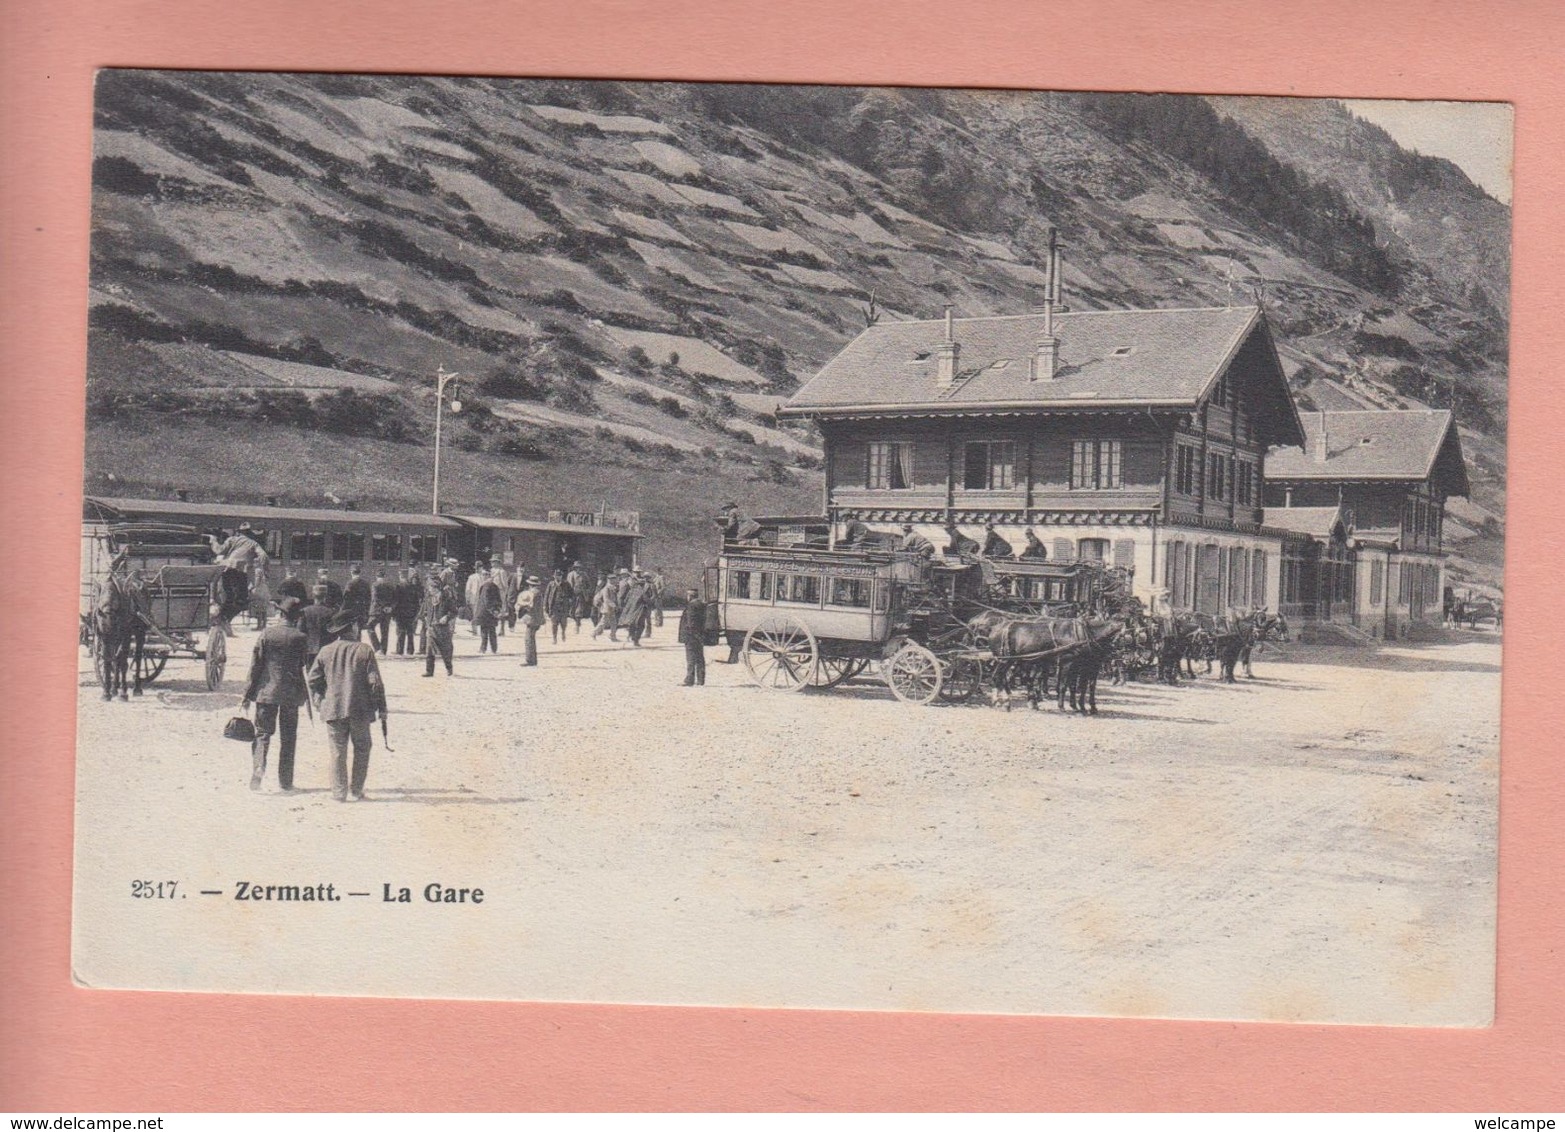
[83,73,1510,587]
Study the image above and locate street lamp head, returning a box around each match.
[449,399,462,414]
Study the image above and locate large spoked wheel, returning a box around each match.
[885,643,943,706]
[938,655,985,703]
[743,616,818,692]
[809,655,869,689]
[204,630,227,691]
[137,650,169,686]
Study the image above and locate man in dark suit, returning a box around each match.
[392,568,421,656]
[342,563,371,640]
[241,596,309,792]
[314,567,343,609]
[275,567,308,605]
[299,583,336,669]
[678,588,708,687]
[368,568,397,655]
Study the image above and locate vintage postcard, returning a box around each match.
[72,72,1508,1025]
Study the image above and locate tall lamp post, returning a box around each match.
[431,365,462,514]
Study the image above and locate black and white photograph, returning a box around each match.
[73,72,1508,1025]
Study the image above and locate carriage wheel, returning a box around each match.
[885,643,943,706]
[205,630,227,691]
[137,651,169,685]
[743,616,818,691]
[938,656,985,703]
[809,655,868,689]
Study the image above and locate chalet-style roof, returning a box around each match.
[1266,410,1469,496]
[1262,506,1348,542]
[779,304,1305,446]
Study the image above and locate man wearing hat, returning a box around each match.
[677,588,708,687]
[208,519,269,629]
[516,575,546,665]
[981,521,1014,559]
[275,566,309,606]
[423,569,459,677]
[591,571,622,642]
[900,523,935,558]
[299,582,336,670]
[716,502,761,545]
[368,567,397,654]
[342,563,371,640]
[314,567,343,610]
[307,608,387,803]
[1019,528,1049,561]
[241,596,309,793]
[475,567,504,654]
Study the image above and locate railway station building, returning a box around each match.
[777,303,1307,614]
[778,304,1469,634]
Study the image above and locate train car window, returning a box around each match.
[408,534,441,565]
[331,532,366,562]
[777,573,821,605]
[727,569,754,600]
[290,531,326,561]
[827,577,872,608]
[371,533,403,562]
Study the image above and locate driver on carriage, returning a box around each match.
[980,522,1014,559]
[208,522,270,632]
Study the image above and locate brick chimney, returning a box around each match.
[934,305,960,388]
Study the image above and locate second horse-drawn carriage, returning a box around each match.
[704,538,1122,706]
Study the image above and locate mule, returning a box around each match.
[93,573,148,701]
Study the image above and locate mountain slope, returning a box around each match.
[84,74,1510,588]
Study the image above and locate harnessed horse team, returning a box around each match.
[964,602,1291,715]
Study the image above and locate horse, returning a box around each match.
[93,573,148,701]
[976,613,1090,711]
[1055,621,1122,714]
[1211,609,1290,682]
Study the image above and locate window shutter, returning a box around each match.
[1112,538,1135,569]
[1052,538,1074,561]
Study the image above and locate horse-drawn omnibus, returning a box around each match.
[86,522,229,697]
[705,541,1005,705]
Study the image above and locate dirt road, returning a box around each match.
[72,620,1499,1025]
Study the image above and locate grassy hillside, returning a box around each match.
[84,73,1510,589]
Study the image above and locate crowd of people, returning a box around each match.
[223,542,695,799]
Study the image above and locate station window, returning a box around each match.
[371,533,403,562]
[962,440,1016,490]
[827,577,873,608]
[289,531,326,562]
[1070,439,1122,489]
[331,532,366,562]
[776,573,821,605]
[1077,538,1109,563]
[1175,445,1198,495]
[866,441,913,490]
